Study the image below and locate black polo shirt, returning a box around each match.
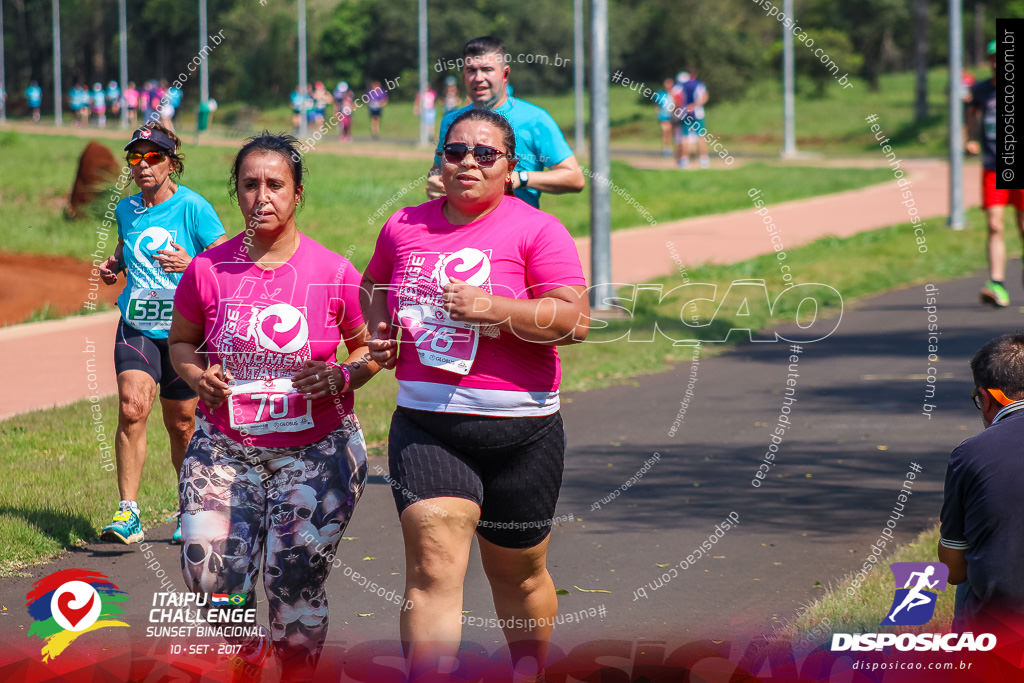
[940,404,1024,623]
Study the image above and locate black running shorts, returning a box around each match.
[114,318,197,401]
[387,406,565,549]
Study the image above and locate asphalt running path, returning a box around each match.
[0,264,1006,661]
[0,157,979,420]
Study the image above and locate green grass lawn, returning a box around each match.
[0,206,1001,575]
[784,523,955,641]
[168,66,966,159]
[0,130,888,273]
[5,65,971,164]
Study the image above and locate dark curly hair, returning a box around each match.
[443,108,517,162]
[228,131,305,204]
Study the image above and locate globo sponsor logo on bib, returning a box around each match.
[254,303,309,354]
[433,247,491,287]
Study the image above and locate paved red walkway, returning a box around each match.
[577,159,975,283]
[0,158,979,420]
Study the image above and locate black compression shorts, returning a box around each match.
[387,406,565,548]
[114,318,196,401]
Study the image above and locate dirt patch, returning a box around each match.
[0,252,120,326]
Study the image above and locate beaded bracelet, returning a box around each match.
[328,361,352,394]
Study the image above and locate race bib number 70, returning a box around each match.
[228,378,313,435]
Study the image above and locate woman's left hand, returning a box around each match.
[443,277,496,324]
[154,241,192,273]
[292,360,345,400]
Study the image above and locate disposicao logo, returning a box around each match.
[25,569,129,661]
[882,562,948,626]
[831,561,996,653]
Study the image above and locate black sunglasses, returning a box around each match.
[442,143,509,167]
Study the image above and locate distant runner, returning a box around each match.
[427,36,585,208]
[967,40,1024,308]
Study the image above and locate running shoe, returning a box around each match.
[100,507,144,544]
[980,281,1010,307]
[678,158,689,169]
[171,515,182,544]
[699,155,710,168]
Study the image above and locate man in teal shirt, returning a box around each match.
[426,36,584,207]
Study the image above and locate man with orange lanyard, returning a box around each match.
[939,333,1024,630]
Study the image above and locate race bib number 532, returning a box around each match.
[126,288,175,331]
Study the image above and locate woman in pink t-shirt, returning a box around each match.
[362,109,590,679]
[169,134,380,678]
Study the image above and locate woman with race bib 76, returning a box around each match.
[361,108,590,680]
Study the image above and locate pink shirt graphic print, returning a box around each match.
[176,234,364,446]
[365,196,586,416]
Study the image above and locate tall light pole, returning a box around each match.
[948,0,964,229]
[417,0,428,147]
[589,0,612,310]
[119,0,128,128]
[781,0,796,157]
[52,0,62,127]
[574,0,585,155]
[1,0,7,123]
[198,0,209,142]
[199,0,209,107]
[297,0,308,138]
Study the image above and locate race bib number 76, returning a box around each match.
[398,304,478,375]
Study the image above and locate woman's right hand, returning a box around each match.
[198,363,233,411]
[368,321,398,369]
[98,255,120,285]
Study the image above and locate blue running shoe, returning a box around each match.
[100,507,143,544]
[171,515,182,545]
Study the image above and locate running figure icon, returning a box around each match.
[887,565,939,622]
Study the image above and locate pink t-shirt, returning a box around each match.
[176,233,365,447]
[364,196,586,416]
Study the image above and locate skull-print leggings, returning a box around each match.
[179,412,367,675]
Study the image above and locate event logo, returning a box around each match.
[254,303,309,354]
[25,569,129,661]
[432,248,491,288]
[882,562,948,626]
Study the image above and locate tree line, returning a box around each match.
[2,0,1014,115]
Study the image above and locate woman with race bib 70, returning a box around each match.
[97,122,227,545]
[169,133,379,678]
[361,108,590,680]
